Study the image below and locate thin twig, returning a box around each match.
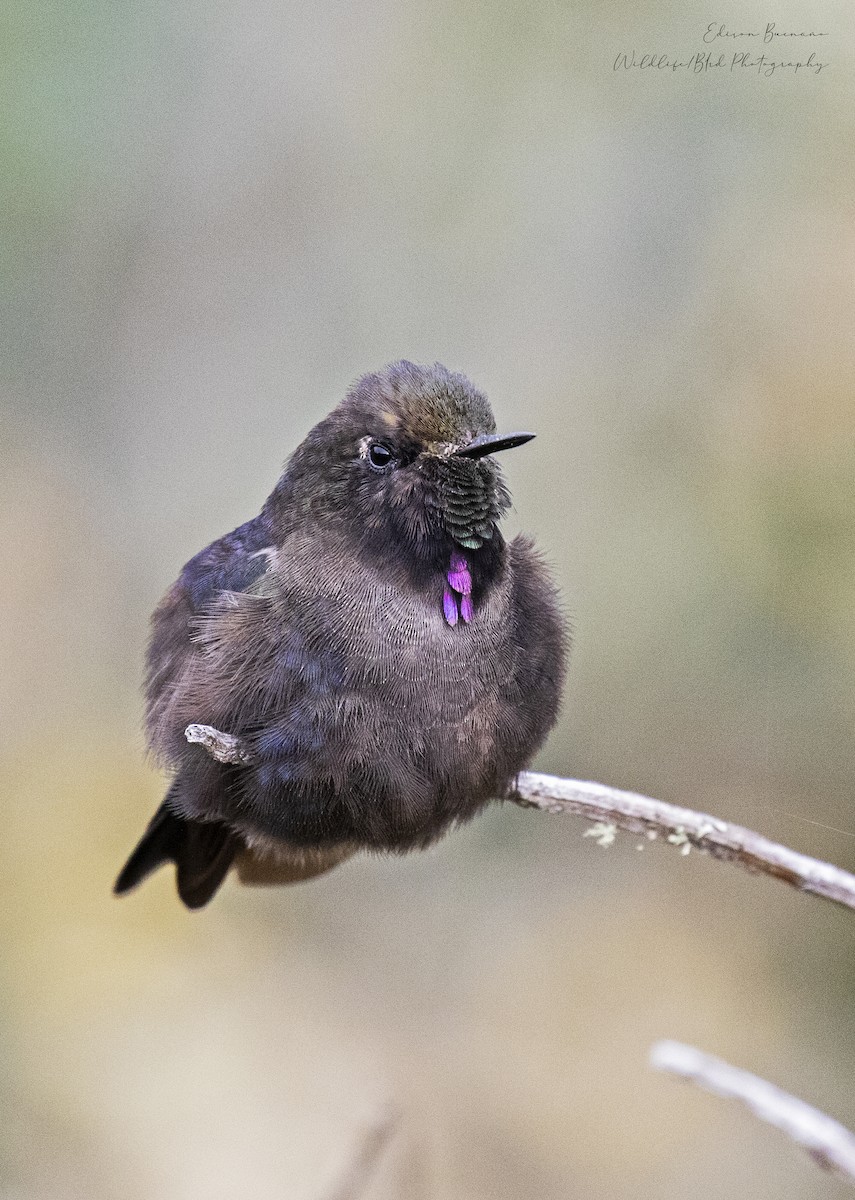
[319,1105,399,1200]
[651,1040,855,1187]
[185,722,255,764]
[511,772,855,912]
[184,724,855,914]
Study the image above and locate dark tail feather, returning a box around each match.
[114,794,238,910]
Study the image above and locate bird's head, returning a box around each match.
[279,362,533,576]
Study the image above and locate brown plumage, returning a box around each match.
[115,361,567,908]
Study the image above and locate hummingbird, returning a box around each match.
[115,361,567,908]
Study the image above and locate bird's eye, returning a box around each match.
[367,441,395,471]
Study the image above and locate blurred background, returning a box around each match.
[3,0,854,1195]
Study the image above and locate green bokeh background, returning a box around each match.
[2,1,854,1196]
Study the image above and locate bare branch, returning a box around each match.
[651,1040,855,1187]
[185,724,855,914]
[512,772,855,912]
[319,1104,399,1200]
[185,722,255,765]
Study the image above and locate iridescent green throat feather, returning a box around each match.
[434,456,509,550]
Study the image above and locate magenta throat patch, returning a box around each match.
[443,551,473,626]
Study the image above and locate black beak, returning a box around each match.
[454,431,536,460]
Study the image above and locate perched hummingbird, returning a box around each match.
[115,361,567,908]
